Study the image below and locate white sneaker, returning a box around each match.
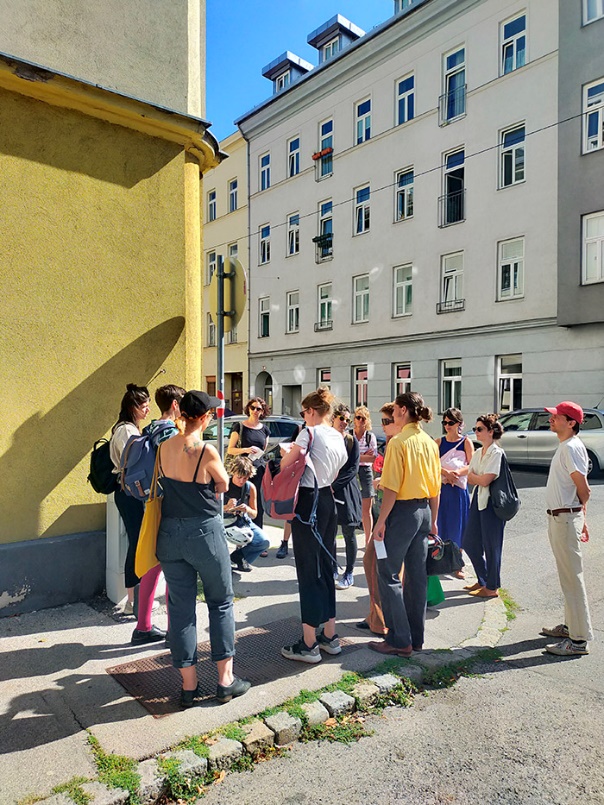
[545,637,589,656]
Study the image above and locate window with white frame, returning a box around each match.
[228,242,238,261]
[288,137,300,177]
[395,168,414,221]
[205,250,217,285]
[395,0,415,12]
[228,179,238,213]
[583,210,604,284]
[318,368,331,387]
[440,252,464,309]
[393,363,412,397]
[500,125,525,187]
[501,14,526,75]
[259,224,270,264]
[260,153,271,191]
[397,74,415,125]
[317,282,332,329]
[441,359,462,411]
[353,365,368,407]
[323,36,340,61]
[355,99,371,144]
[207,313,216,347]
[354,185,370,234]
[287,213,300,256]
[286,291,300,333]
[207,189,216,222]
[353,274,370,323]
[225,323,238,345]
[584,0,604,24]
[393,264,413,316]
[259,297,270,338]
[583,79,604,153]
[316,199,333,259]
[498,237,524,299]
[442,47,466,123]
[318,119,334,178]
[276,71,290,92]
[497,354,522,413]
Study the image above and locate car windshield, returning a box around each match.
[202,421,236,440]
[499,412,533,432]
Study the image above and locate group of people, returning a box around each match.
[108,381,594,707]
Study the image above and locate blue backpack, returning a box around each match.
[119,420,176,501]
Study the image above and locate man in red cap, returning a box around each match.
[541,401,593,656]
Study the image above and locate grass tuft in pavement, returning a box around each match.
[49,777,91,805]
[157,755,207,803]
[87,734,141,803]
[499,587,520,621]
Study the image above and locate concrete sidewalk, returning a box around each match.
[0,524,496,805]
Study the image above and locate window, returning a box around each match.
[260,153,271,191]
[397,74,415,125]
[584,0,604,24]
[228,242,238,261]
[259,224,270,264]
[207,313,216,347]
[323,36,340,61]
[393,363,412,397]
[500,125,525,187]
[205,250,217,285]
[228,179,238,213]
[440,149,465,226]
[225,324,237,345]
[498,237,524,299]
[288,137,300,177]
[316,200,333,260]
[276,71,290,91]
[441,359,462,411]
[259,297,270,338]
[355,99,371,144]
[353,274,370,323]
[393,264,413,316]
[439,252,464,313]
[206,376,216,396]
[353,365,368,407]
[583,211,604,284]
[395,169,414,221]
[497,354,522,413]
[286,291,300,333]
[287,213,300,256]
[318,119,334,178]
[318,368,331,386]
[354,185,371,234]
[207,189,216,222]
[583,79,604,153]
[395,0,415,11]
[441,47,466,124]
[501,14,526,75]
[317,282,333,330]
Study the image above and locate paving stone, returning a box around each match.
[207,737,243,771]
[301,700,330,726]
[241,720,275,754]
[396,663,424,686]
[41,796,74,805]
[137,758,166,804]
[351,682,380,707]
[163,749,208,778]
[410,651,452,670]
[264,711,302,746]
[366,673,402,693]
[80,782,129,805]
[448,647,476,662]
[319,689,356,717]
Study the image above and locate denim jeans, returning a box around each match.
[240,522,270,565]
[463,495,505,591]
[377,499,430,649]
[156,514,234,667]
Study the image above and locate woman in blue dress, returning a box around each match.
[436,407,474,580]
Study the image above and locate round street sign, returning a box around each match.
[208,257,247,334]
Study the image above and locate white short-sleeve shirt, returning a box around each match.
[468,442,503,510]
[110,422,139,472]
[546,435,588,510]
[296,425,347,488]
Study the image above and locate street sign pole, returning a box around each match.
[216,254,225,466]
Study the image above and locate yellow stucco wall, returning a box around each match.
[0,85,202,545]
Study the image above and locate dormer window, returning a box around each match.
[276,71,290,92]
[323,36,340,61]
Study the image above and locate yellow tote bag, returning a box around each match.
[134,446,162,578]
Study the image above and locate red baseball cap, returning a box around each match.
[544,401,584,424]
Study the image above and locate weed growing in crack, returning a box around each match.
[49,778,91,805]
[87,734,141,803]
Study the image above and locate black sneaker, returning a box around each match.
[276,540,289,559]
[216,676,252,704]
[281,638,321,664]
[231,550,252,572]
[164,632,170,649]
[180,683,201,709]
[316,629,342,655]
[130,625,167,646]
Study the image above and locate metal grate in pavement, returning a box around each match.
[106,617,360,718]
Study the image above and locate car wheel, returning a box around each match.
[586,450,600,479]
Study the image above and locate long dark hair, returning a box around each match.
[113,383,149,431]
[395,391,432,423]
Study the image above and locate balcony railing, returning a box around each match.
[438,84,467,126]
[436,299,465,314]
[314,320,333,332]
[312,232,333,260]
[438,189,466,227]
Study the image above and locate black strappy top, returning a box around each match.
[158,445,220,519]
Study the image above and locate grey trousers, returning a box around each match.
[156,514,235,667]
[377,499,430,649]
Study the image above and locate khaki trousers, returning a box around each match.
[363,536,403,635]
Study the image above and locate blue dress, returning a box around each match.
[437,437,470,548]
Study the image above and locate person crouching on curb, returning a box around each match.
[370,392,441,657]
[225,456,270,573]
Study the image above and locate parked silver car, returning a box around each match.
[471,408,604,477]
[202,415,303,450]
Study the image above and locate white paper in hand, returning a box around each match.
[374,539,388,560]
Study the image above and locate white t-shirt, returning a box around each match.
[296,425,347,488]
[110,422,139,472]
[545,435,588,510]
[468,442,503,510]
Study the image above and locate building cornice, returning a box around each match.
[0,51,223,170]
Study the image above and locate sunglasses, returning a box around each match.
[249,405,263,412]
[335,415,350,422]
[474,425,486,433]
[299,409,311,417]
[355,415,366,421]
[442,419,457,427]
[381,418,394,426]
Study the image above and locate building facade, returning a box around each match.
[237,0,604,432]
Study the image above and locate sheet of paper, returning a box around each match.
[374,539,388,560]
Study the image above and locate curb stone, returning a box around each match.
[351,681,380,707]
[301,700,330,726]
[137,758,165,804]
[41,796,74,805]
[81,782,130,805]
[264,711,302,746]
[163,749,208,777]
[319,690,356,717]
[241,720,275,754]
[207,737,243,771]
[367,673,401,693]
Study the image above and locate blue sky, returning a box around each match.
[206,1,393,141]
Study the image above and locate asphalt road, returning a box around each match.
[200,469,604,805]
